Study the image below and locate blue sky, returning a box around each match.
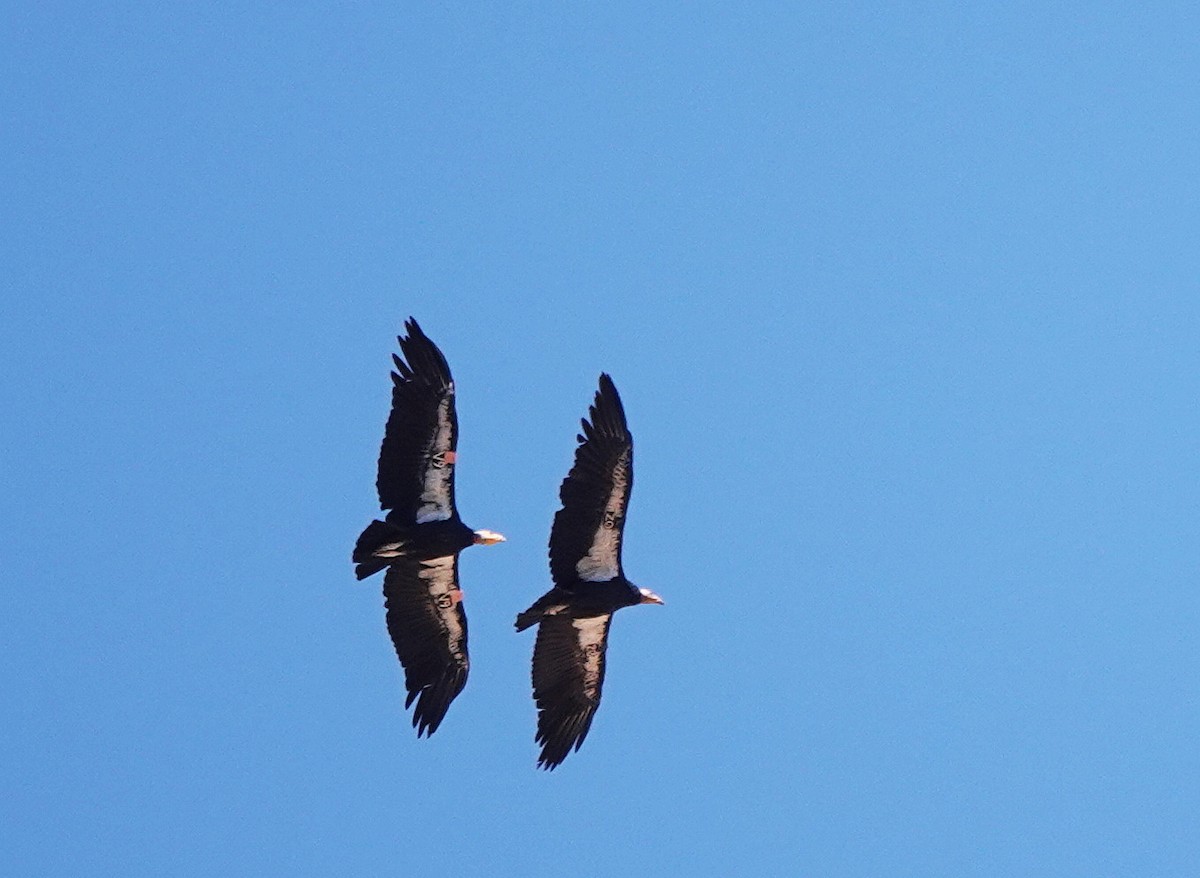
[3,3,1198,875]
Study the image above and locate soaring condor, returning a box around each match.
[516,374,664,769]
[353,318,504,736]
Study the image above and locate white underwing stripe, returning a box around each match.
[415,505,451,524]
[571,616,608,694]
[421,556,465,661]
[576,526,620,580]
[574,448,630,581]
[416,395,455,523]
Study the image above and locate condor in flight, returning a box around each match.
[516,374,664,769]
[353,318,505,737]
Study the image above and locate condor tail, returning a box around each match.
[353,520,407,580]
[515,589,564,632]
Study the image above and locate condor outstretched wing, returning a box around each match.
[377,318,458,525]
[549,374,632,588]
[382,555,469,736]
[531,614,612,769]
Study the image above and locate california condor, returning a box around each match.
[516,374,663,769]
[353,318,504,736]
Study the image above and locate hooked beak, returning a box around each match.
[638,588,664,606]
[473,529,506,546]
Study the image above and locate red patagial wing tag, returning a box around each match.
[443,451,458,464]
[450,589,463,605]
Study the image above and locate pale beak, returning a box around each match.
[473,529,506,546]
[638,588,665,605]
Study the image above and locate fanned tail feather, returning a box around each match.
[353,520,407,580]
[515,607,541,632]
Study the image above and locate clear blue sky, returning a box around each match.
[3,3,1198,876]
